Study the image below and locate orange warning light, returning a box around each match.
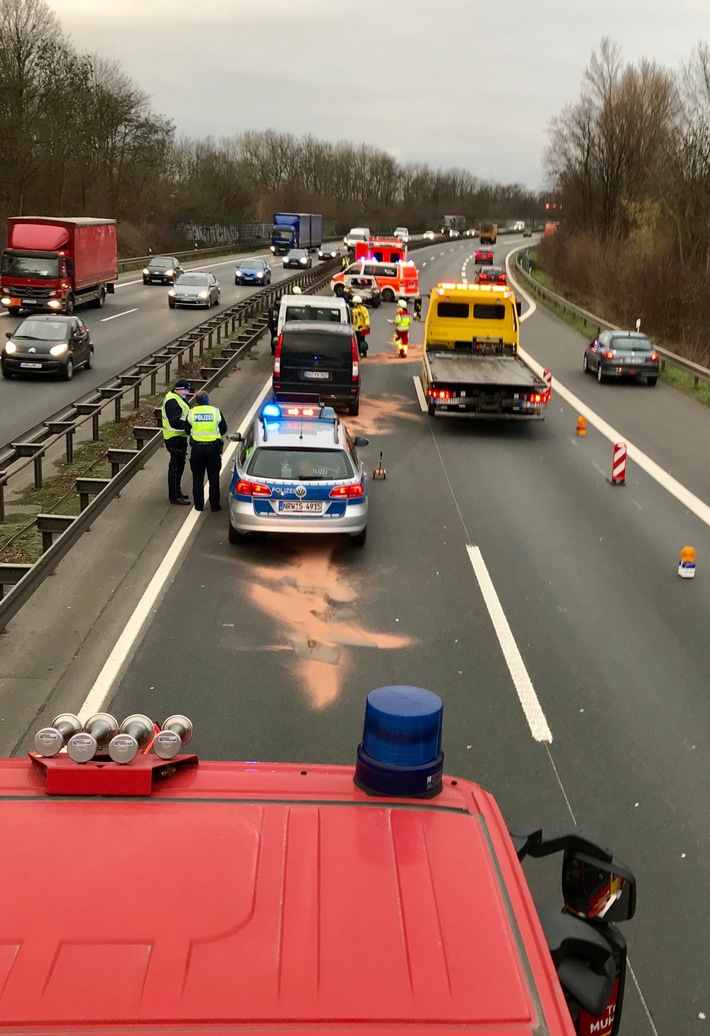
[576,416,587,436]
[680,546,696,564]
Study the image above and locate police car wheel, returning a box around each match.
[350,526,367,546]
[228,521,248,545]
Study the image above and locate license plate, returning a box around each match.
[303,371,329,380]
[279,501,323,512]
[22,299,39,306]
[20,362,42,369]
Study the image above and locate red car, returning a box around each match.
[474,249,494,265]
[475,265,507,285]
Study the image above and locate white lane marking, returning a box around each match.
[505,252,710,528]
[466,545,553,743]
[100,308,138,322]
[413,375,427,412]
[77,376,273,720]
[439,251,445,256]
[422,261,427,268]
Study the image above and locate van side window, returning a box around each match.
[363,264,378,277]
[379,265,398,278]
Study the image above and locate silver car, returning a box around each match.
[227,398,369,545]
[168,272,220,309]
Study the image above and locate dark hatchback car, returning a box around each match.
[475,265,507,285]
[2,315,93,380]
[584,330,660,386]
[234,258,271,286]
[143,256,184,285]
[283,248,313,270]
[273,322,360,415]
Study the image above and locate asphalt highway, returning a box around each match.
[4,234,708,1034]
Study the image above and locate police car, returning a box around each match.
[227,396,370,545]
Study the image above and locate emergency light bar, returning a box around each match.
[436,282,509,295]
[261,401,337,423]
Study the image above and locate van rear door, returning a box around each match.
[279,330,352,390]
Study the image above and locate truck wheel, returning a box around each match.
[64,294,75,314]
[88,286,106,309]
[7,307,20,317]
[381,288,395,302]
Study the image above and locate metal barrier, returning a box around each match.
[511,248,710,387]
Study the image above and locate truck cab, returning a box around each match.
[425,282,520,354]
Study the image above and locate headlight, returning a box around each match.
[198,290,209,299]
[300,258,307,264]
[4,341,17,353]
[50,343,68,356]
[256,272,263,278]
[168,289,177,296]
[143,268,150,275]
[48,300,62,309]
[1,297,11,305]
[270,246,275,252]
[165,269,174,277]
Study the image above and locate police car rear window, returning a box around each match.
[281,332,351,367]
[611,335,652,351]
[437,303,469,319]
[248,448,354,481]
[473,304,506,320]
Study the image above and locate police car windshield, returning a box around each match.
[248,448,354,481]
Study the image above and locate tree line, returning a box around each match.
[0,0,544,253]
[543,38,710,357]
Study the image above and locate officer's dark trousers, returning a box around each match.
[190,442,222,510]
[164,437,188,501]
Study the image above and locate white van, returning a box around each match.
[343,227,371,249]
[276,294,351,338]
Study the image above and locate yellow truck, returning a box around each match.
[420,282,551,419]
[479,221,498,245]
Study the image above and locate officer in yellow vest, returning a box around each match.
[161,378,191,504]
[187,390,228,512]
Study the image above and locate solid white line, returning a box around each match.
[100,308,138,322]
[413,375,427,412]
[77,376,273,721]
[466,545,553,743]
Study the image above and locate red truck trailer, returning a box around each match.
[1,217,118,316]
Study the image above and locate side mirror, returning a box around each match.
[635,318,641,331]
[516,301,522,316]
[538,907,617,1018]
[72,329,84,339]
[353,436,369,447]
[5,331,12,339]
[227,432,243,442]
[562,850,636,922]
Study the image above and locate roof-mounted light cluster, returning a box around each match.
[436,282,510,296]
[261,400,337,423]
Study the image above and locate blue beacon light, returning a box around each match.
[262,403,281,419]
[355,686,444,797]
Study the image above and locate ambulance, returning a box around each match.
[331,258,419,303]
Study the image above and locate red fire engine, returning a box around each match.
[354,236,408,263]
[0,688,635,1036]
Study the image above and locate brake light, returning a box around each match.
[428,389,452,399]
[650,351,658,361]
[527,390,551,405]
[604,350,615,360]
[329,483,365,498]
[235,480,271,497]
[274,334,283,375]
[351,337,359,380]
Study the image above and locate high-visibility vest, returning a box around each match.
[395,310,411,331]
[188,405,223,442]
[161,391,189,440]
[352,305,369,331]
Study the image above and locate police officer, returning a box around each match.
[267,293,281,354]
[187,391,228,512]
[161,378,191,504]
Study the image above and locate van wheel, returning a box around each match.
[381,288,395,303]
[348,401,360,416]
[350,526,367,546]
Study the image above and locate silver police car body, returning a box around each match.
[228,397,369,545]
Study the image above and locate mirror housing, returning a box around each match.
[538,908,617,1018]
[516,301,522,316]
[353,436,369,447]
[562,850,636,922]
[5,331,12,339]
[227,432,243,442]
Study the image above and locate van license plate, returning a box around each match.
[303,371,329,379]
[20,362,42,369]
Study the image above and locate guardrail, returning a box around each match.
[512,250,710,387]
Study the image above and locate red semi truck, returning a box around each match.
[1,217,118,316]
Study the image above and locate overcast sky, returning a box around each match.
[52,0,706,189]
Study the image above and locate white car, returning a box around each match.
[393,227,410,243]
[423,230,436,240]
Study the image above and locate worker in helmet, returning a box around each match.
[351,295,370,357]
[392,298,412,356]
